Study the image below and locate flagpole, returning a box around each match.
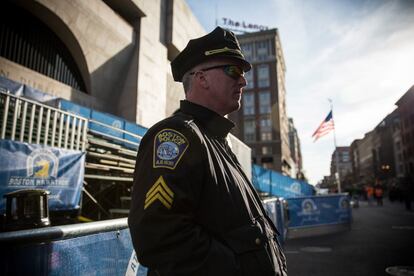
[329,99,342,193]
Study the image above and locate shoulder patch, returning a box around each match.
[153,128,189,170]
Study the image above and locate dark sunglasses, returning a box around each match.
[190,64,245,80]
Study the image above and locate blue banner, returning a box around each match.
[0,140,85,212]
[253,165,315,198]
[59,98,92,119]
[287,195,352,228]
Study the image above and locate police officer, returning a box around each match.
[128,27,288,276]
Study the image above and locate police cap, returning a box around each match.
[171,26,252,82]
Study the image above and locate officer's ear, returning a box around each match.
[193,71,209,89]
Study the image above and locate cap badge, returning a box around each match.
[204,47,244,57]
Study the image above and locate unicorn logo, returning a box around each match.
[339,196,350,209]
[301,199,318,215]
[27,148,58,178]
[34,160,50,178]
[290,182,302,194]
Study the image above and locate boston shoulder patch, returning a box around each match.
[153,128,189,169]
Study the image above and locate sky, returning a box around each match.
[185,0,414,184]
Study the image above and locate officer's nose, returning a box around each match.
[239,75,247,88]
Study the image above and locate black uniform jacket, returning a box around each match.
[128,100,287,276]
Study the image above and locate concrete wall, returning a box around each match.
[131,0,204,127]
[0,57,104,110]
[2,0,205,128]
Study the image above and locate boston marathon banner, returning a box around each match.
[0,139,85,212]
[253,164,315,198]
[287,194,352,228]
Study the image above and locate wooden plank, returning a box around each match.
[88,136,122,150]
[85,162,134,173]
[84,174,133,182]
[118,148,137,157]
[100,159,118,166]
[87,151,135,164]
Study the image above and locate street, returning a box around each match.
[284,200,414,276]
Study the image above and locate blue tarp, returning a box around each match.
[287,194,352,228]
[252,164,315,198]
[0,140,85,212]
[0,75,58,102]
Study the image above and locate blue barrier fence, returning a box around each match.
[0,195,350,275]
[286,194,352,229]
[0,218,148,276]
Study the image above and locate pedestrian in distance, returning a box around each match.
[366,185,374,206]
[128,27,288,276]
[374,184,384,206]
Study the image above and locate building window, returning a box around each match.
[243,93,255,115]
[244,119,256,142]
[261,131,272,141]
[260,116,272,141]
[262,146,272,155]
[241,43,253,61]
[256,40,270,61]
[244,69,254,89]
[342,152,350,162]
[260,117,272,130]
[259,91,271,114]
[257,64,270,88]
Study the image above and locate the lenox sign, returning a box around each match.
[222,17,269,31]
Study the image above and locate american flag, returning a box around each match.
[312,111,334,142]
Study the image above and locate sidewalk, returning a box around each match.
[284,199,414,276]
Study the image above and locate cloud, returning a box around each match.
[185,0,414,184]
[285,0,414,183]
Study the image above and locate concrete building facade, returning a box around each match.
[396,85,414,182]
[288,118,304,179]
[0,0,205,128]
[330,146,352,191]
[228,29,294,176]
[371,112,398,183]
[355,131,376,187]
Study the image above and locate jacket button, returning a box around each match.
[255,238,261,245]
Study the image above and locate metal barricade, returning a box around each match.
[0,91,88,151]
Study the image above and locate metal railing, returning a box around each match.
[0,91,88,151]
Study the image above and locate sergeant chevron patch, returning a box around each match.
[144,176,174,210]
